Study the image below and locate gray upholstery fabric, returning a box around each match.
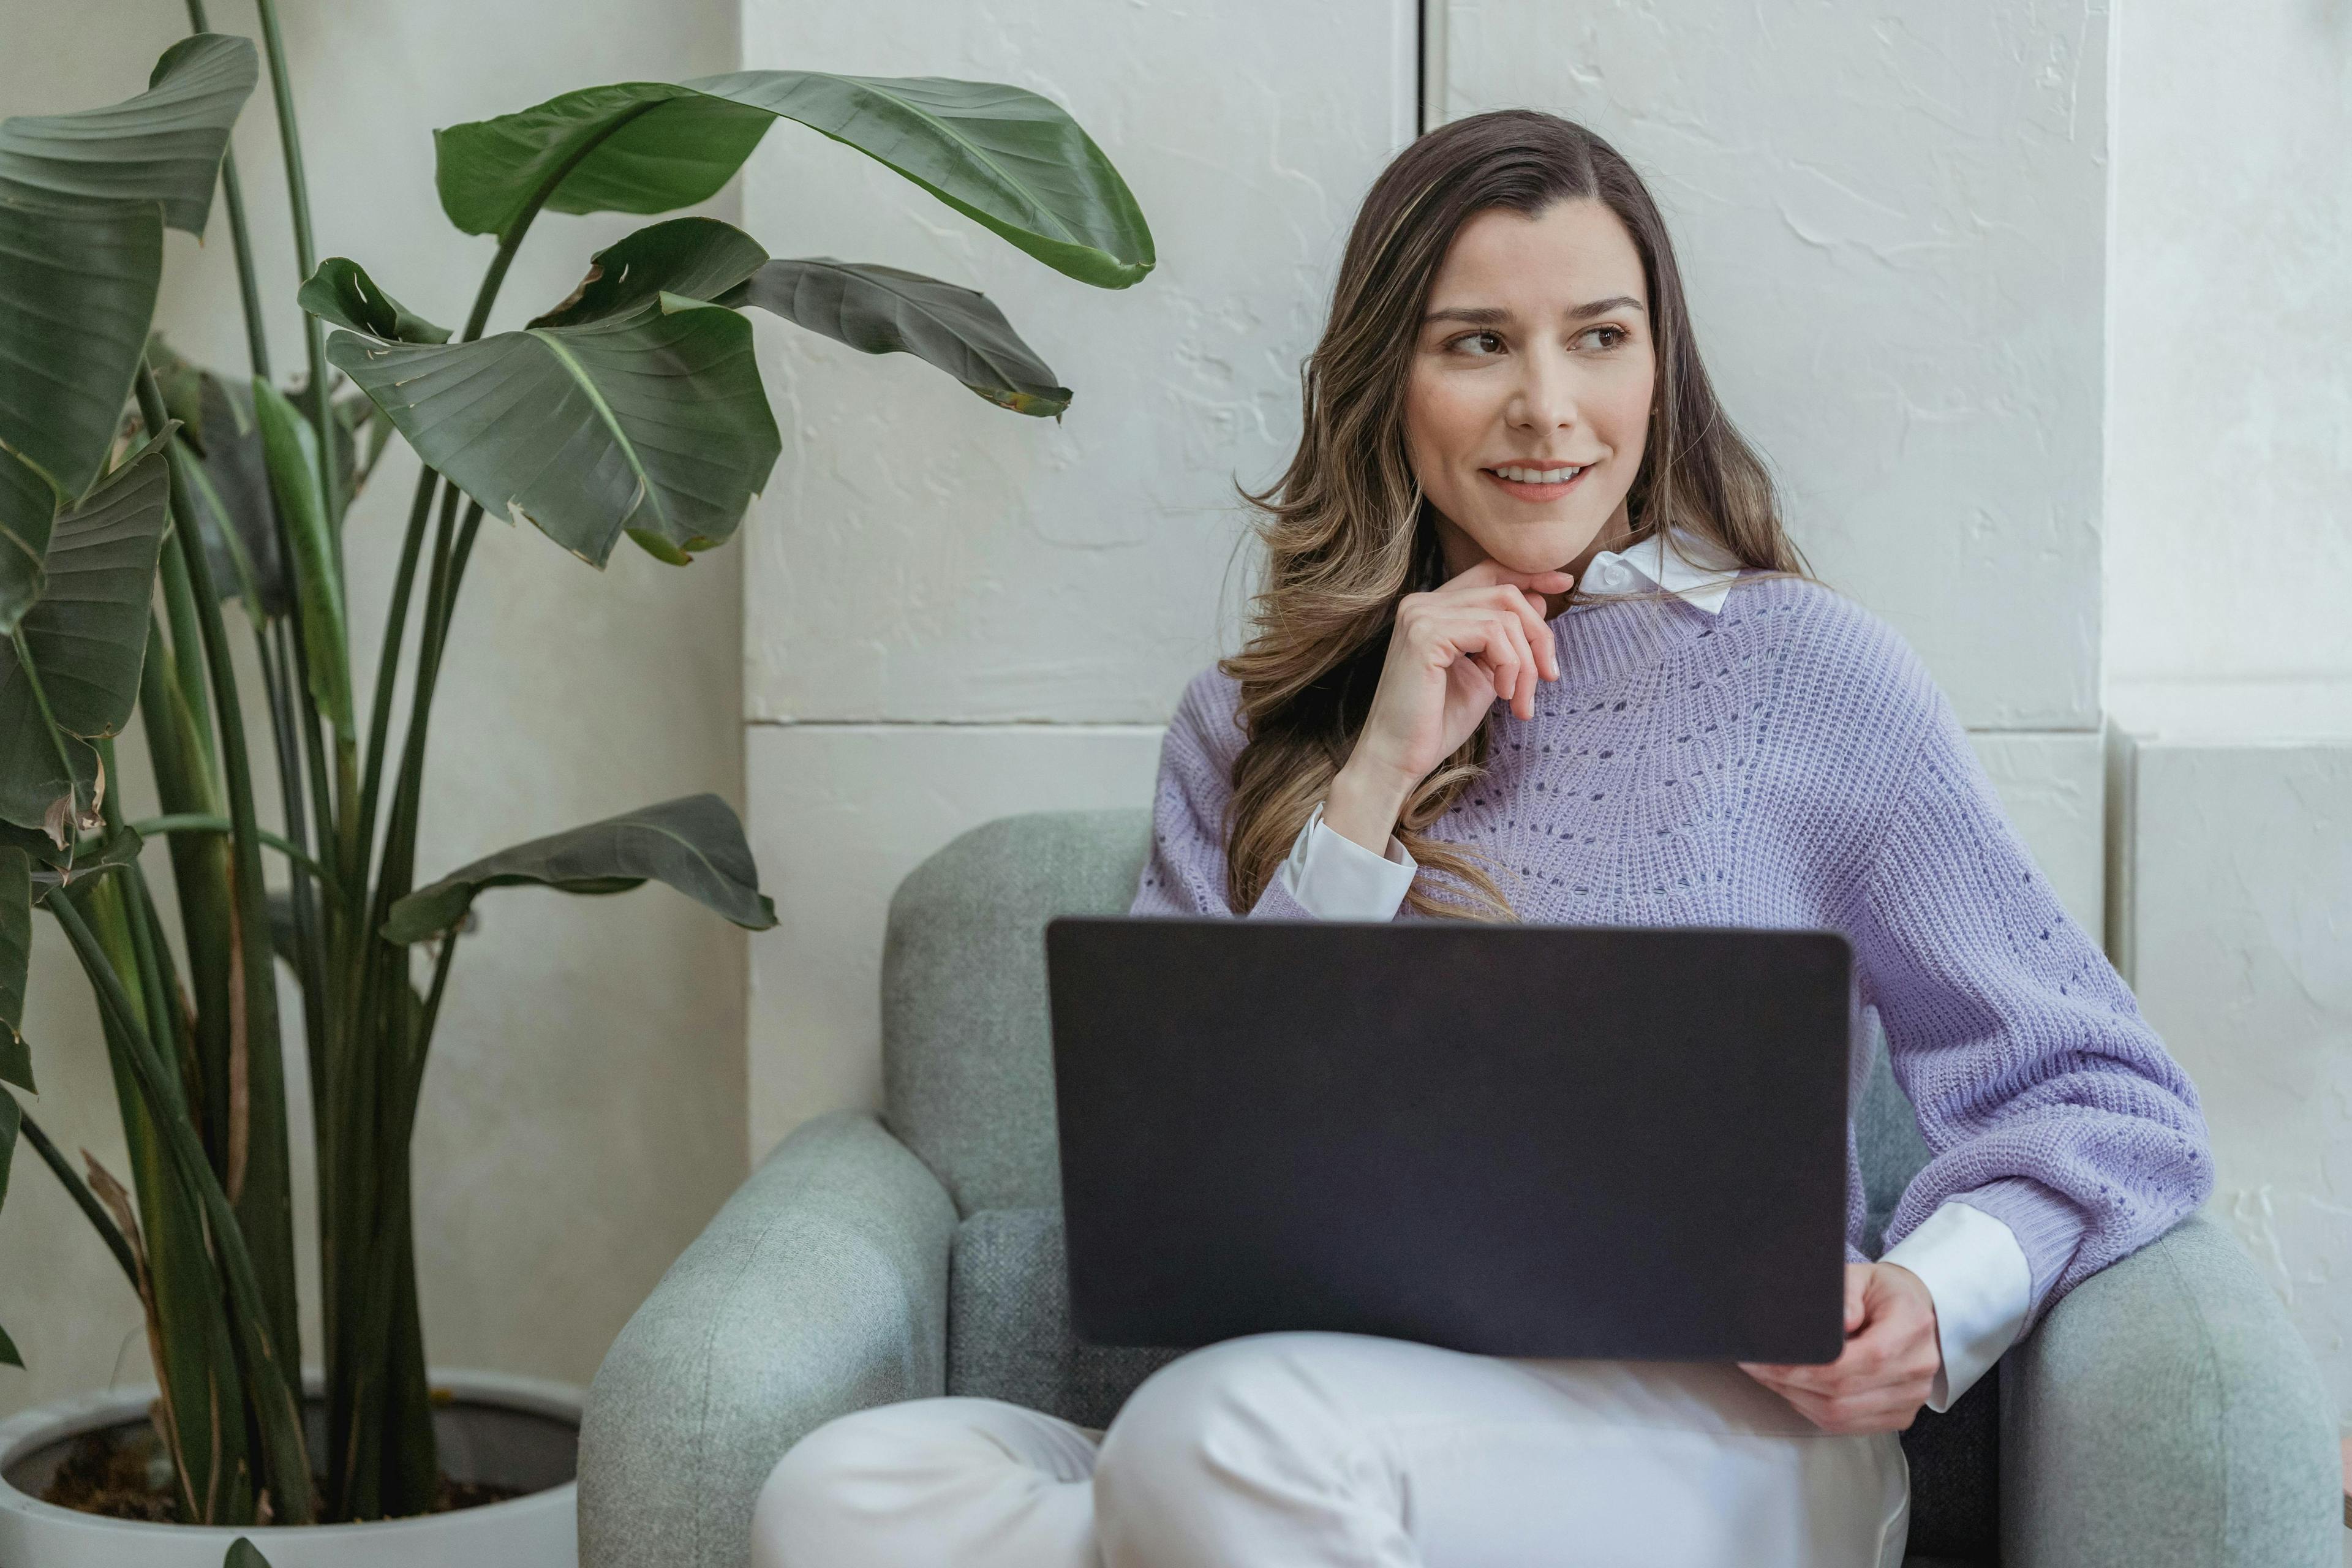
[582,809,2343,1568]
[578,1111,957,1568]
[1854,1016,2000,1563]
[949,1207,1182,1430]
[2000,1210,2341,1567]
[883,809,1152,1213]
[1856,1013,1934,1257]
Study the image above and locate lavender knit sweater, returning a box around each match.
[1131,573,2213,1331]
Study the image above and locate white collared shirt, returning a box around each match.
[1279,527,2030,1409]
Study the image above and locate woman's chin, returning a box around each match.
[1467,519,1604,575]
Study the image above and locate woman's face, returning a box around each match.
[1403,198,1657,605]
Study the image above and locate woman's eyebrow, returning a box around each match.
[1421,296,1647,326]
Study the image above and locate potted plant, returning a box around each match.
[0,8,1152,1562]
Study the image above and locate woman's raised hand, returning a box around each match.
[1320,558,1575,856]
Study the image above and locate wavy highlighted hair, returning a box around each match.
[1218,110,1804,919]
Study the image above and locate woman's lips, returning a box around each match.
[1480,464,1589,502]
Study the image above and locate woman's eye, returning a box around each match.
[1450,330,1504,356]
[1577,325,1627,350]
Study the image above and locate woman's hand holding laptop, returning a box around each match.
[1739,1262,1943,1433]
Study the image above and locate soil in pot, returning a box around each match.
[40,1423,524,1523]
[18,1392,567,1526]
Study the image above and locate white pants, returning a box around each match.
[752,1332,1911,1567]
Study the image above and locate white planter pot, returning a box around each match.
[0,1368,579,1568]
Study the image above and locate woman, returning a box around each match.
[752,110,2212,1568]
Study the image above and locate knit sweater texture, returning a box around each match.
[1130,572,2214,1330]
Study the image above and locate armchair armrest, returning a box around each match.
[2000,1211,2340,1568]
[578,1110,959,1568]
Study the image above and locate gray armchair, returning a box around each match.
[578,810,2343,1568]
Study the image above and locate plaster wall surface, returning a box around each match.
[1439,0,2109,733]
[2106,0,2352,734]
[737,0,1419,723]
[0,1,748,1419]
[2104,1,2352,1439]
[2116,740,2352,1430]
[747,726,1164,1153]
[736,0,1419,1154]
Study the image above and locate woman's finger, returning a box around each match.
[1782,1387,1920,1435]
[1445,609,1517,703]
[1499,608,1540,718]
[1445,556,1578,598]
[1479,583,1559,682]
[1741,1318,1909,1396]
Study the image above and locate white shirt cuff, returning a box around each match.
[1880,1198,2034,1411]
[1277,800,1418,921]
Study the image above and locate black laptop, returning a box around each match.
[1044,918,1853,1365]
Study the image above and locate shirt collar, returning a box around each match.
[1577,527,1744,616]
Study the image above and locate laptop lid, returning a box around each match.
[1045,918,1852,1364]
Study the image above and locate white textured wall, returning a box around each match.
[1441,0,2109,734]
[737,0,1419,1153]
[0,1,747,1419]
[2106,0,2352,736]
[2115,739,2352,1430]
[2105,1,2352,1442]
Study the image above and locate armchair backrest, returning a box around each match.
[878,808,1934,1224]
[883,809,1152,1215]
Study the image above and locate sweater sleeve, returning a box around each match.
[1849,685,2214,1332]
[1129,668,1324,920]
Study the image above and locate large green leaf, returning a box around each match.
[533,217,1069,417]
[145,336,290,619]
[0,36,255,230]
[0,36,258,499]
[434,72,1153,288]
[728,257,1069,417]
[325,273,779,568]
[0,447,52,636]
[527,217,767,328]
[0,435,172,834]
[297,257,451,345]
[0,818,143,891]
[383,792,776,944]
[13,434,171,738]
[0,846,29,1091]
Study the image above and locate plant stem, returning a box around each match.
[12,1102,140,1285]
[129,815,326,881]
[353,469,436,916]
[155,532,218,785]
[134,361,304,1414]
[183,1,271,382]
[350,106,642,910]
[251,0,339,541]
[47,893,314,1524]
[321,117,632,1519]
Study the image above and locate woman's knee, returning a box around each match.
[1096,1333,1378,1498]
[752,1404,913,1566]
[752,1397,1090,1567]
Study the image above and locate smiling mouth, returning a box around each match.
[1482,462,1590,496]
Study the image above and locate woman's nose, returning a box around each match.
[1506,350,1579,432]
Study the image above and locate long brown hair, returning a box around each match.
[1220,110,1803,919]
